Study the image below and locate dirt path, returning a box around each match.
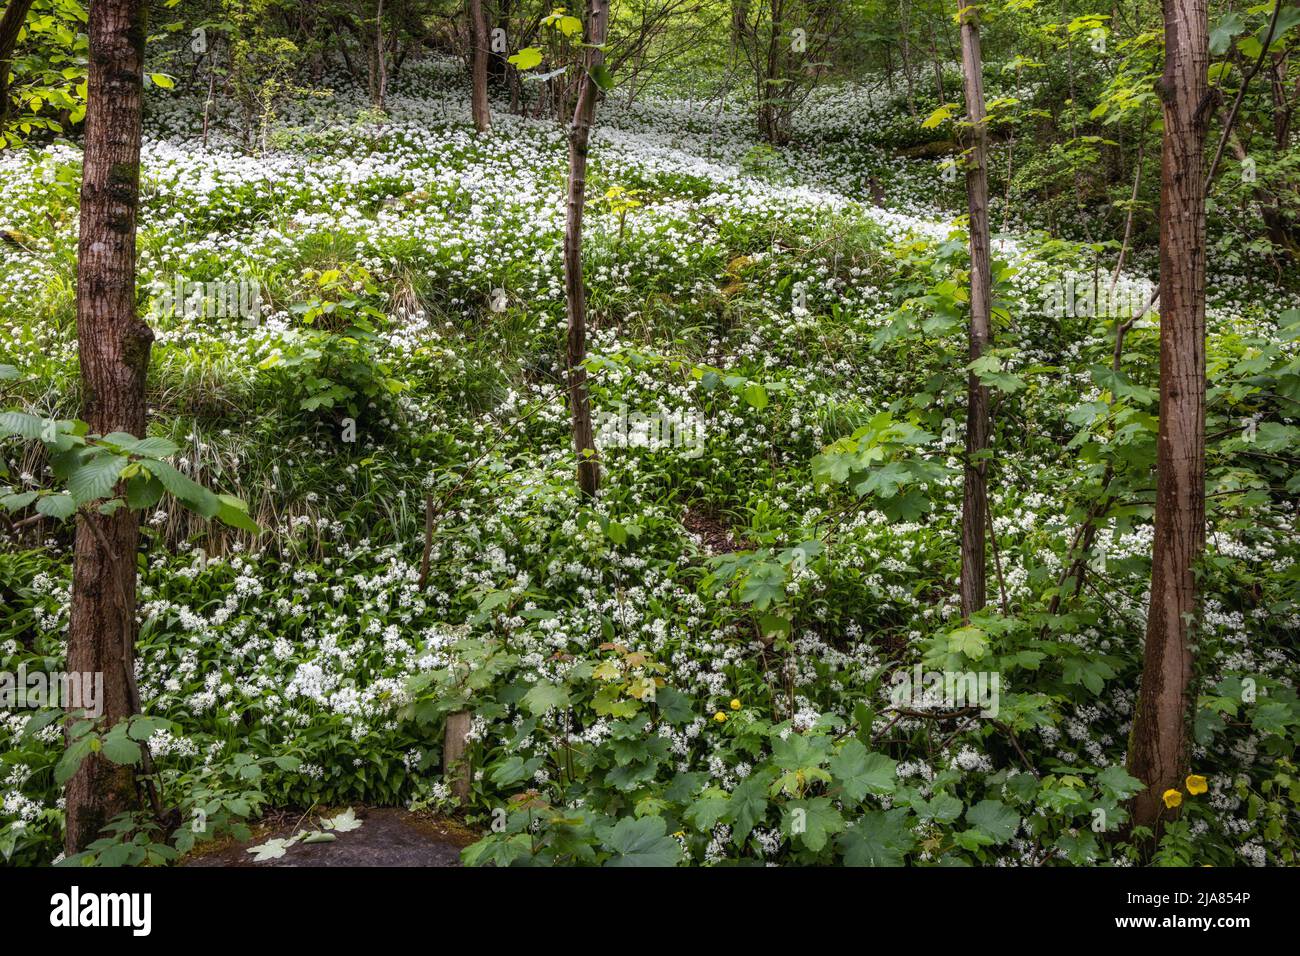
[184,808,478,867]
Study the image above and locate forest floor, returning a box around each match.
[182,807,475,867]
[1,60,1297,867]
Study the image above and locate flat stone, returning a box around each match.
[183,808,477,867]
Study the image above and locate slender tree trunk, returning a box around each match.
[469,0,491,131]
[0,0,35,127]
[959,4,991,619]
[899,0,917,116]
[65,0,153,855]
[927,20,945,103]
[375,0,387,111]
[1127,0,1208,836]
[563,0,608,498]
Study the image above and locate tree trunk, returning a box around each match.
[1128,0,1208,836]
[899,0,917,117]
[469,0,491,132]
[958,5,991,620]
[375,0,387,111]
[0,0,35,127]
[563,0,608,498]
[65,0,153,855]
[443,710,472,804]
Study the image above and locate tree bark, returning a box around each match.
[376,0,387,111]
[65,0,153,855]
[0,0,35,127]
[1127,0,1207,837]
[469,0,491,131]
[563,0,608,498]
[959,5,991,619]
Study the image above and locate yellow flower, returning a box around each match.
[729,698,742,711]
[1162,788,1183,809]
[713,711,728,723]
[1186,774,1208,795]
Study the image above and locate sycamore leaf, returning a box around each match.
[508,47,543,71]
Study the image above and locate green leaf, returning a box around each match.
[965,799,1020,843]
[35,493,76,520]
[837,808,915,866]
[947,625,988,660]
[922,103,955,129]
[683,791,730,831]
[741,382,769,410]
[102,728,143,766]
[1209,11,1244,55]
[140,459,219,518]
[602,816,681,867]
[522,681,570,716]
[727,768,776,845]
[54,734,97,786]
[149,73,176,89]
[783,797,844,852]
[68,451,125,503]
[0,411,47,440]
[125,475,165,510]
[0,491,38,511]
[216,494,260,534]
[1096,765,1144,799]
[829,740,898,802]
[590,63,614,91]
[507,47,542,71]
